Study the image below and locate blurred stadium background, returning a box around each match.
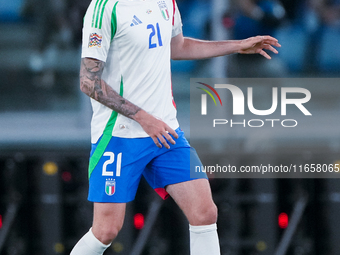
[1,0,340,254]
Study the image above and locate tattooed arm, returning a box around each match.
[79,57,178,148]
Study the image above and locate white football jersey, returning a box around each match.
[82,0,183,143]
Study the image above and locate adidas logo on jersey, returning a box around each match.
[130,15,143,26]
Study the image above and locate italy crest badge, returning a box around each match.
[157,1,170,21]
[105,179,116,196]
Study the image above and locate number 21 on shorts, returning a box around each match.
[102,152,122,177]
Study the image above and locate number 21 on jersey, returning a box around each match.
[102,152,122,177]
[148,23,163,49]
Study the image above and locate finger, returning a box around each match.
[264,40,281,48]
[166,125,179,139]
[254,35,266,44]
[151,136,162,148]
[261,35,279,42]
[263,44,278,54]
[157,134,170,149]
[259,50,271,59]
[162,131,176,145]
[256,35,281,48]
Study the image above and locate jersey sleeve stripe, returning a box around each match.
[99,0,110,29]
[91,0,111,29]
[88,76,124,179]
[111,2,119,40]
[95,0,105,28]
[91,0,101,27]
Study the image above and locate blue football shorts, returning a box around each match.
[87,128,207,203]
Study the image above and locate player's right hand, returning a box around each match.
[237,35,281,59]
[134,110,178,149]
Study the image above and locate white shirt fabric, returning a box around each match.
[82,0,183,143]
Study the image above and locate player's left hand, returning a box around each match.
[237,35,281,59]
[134,109,178,149]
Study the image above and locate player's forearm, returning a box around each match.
[79,58,141,120]
[171,37,242,60]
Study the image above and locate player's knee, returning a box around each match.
[191,203,218,226]
[93,225,123,245]
[201,203,218,225]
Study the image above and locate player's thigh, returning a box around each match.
[92,202,126,242]
[166,179,218,225]
[88,136,156,203]
[144,131,207,198]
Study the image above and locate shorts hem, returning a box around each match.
[87,197,135,203]
[155,176,209,200]
[162,176,208,188]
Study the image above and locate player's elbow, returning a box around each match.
[171,53,181,60]
[171,46,195,60]
[170,42,186,60]
[171,51,188,60]
[171,47,184,60]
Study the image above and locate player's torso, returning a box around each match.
[114,0,173,51]
[86,0,179,141]
[101,0,175,101]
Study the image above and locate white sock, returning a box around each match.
[70,228,111,255]
[189,223,221,255]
